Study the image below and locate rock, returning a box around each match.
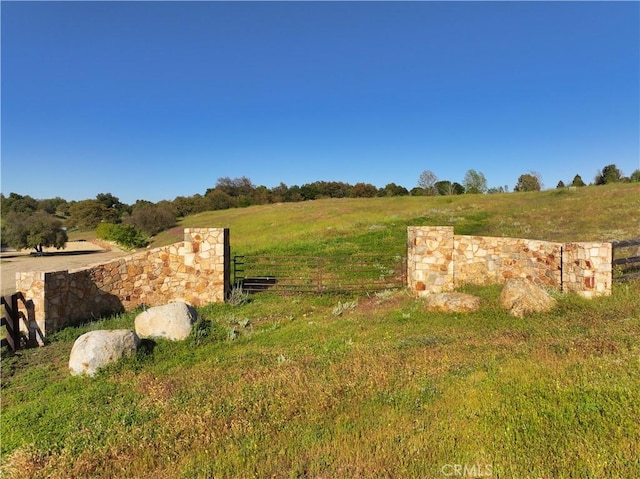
[500,278,556,317]
[424,292,482,313]
[134,302,198,341]
[69,329,140,376]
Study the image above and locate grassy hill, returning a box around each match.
[1,183,639,478]
[153,183,640,255]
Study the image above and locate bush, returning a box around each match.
[96,223,147,249]
[128,205,176,236]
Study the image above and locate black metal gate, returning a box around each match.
[612,239,640,282]
[233,254,406,293]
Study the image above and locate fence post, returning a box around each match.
[2,294,21,352]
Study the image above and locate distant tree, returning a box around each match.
[409,187,425,196]
[595,164,623,185]
[351,183,378,198]
[172,195,208,217]
[37,197,67,215]
[381,183,409,197]
[1,193,39,214]
[67,200,119,229]
[96,192,126,213]
[128,204,176,236]
[571,174,586,187]
[435,181,465,196]
[630,169,640,183]
[270,182,289,202]
[417,170,438,196]
[463,169,488,194]
[283,185,303,202]
[1,211,67,253]
[487,186,507,194]
[252,185,273,205]
[210,176,255,198]
[514,172,542,192]
[556,180,566,189]
[299,183,321,201]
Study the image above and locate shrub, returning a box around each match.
[128,205,176,236]
[96,223,147,249]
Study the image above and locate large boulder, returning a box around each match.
[500,278,557,318]
[134,302,198,341]
[424,292,482,313]
[69,329,140,376]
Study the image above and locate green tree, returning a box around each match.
[128,204,176,236]
[350,183,378,198]
[595,164,623,185]
[205,189,234,210]
[381,183,409,197]
[463,169,488,194]
[571,174,586,187]
[1,193,39,214]
[556,180,566,189]
[1,211,67,253]
[629,169,640,183]
[67,200,119,229]
[514,172,542,192]
[435,181,465,196]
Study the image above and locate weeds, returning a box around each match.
[331,300,357,316]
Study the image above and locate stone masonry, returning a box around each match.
[16,228,229,342]
[14,226,613,344]
[408,226,611,298]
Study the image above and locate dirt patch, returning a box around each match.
[0,242,130,296]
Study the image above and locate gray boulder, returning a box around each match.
[134,302,198,341]
[500,278,557,317]
[424,292,482,313]
[69,329,140,376]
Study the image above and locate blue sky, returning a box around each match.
[2,1,638,204]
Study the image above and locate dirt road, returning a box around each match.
[0,241,130,296]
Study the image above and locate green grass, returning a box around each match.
[2,184,640,478]
[151,183,640,256]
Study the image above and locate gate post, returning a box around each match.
[407,226,454,296]
[562,242,612,297]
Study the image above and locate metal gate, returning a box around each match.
[233,254,406,293]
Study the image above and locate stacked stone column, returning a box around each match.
[562,242,612,298]
[407,226,455,296]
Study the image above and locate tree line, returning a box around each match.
[1,163,638,252]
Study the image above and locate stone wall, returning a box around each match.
[562,242,612,298]
[16,228,229,341]
[407,226,611,298]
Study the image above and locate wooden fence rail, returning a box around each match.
[612,239,640,282]
[1,292,29,352]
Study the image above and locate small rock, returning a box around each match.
[500,278,556,317]
[134,302,198,341]
[424,292,482,313]
[69,329,140,376]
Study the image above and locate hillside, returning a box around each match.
[153,183,640,255]
[1,182,639,478]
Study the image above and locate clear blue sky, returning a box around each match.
[2,1,638,204]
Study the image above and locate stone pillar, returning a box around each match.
[15,271,47,345]
[407,226,454,296]
[183,228,230,303]
[562,242,612,297]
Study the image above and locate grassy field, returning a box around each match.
[1,184,639,478]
